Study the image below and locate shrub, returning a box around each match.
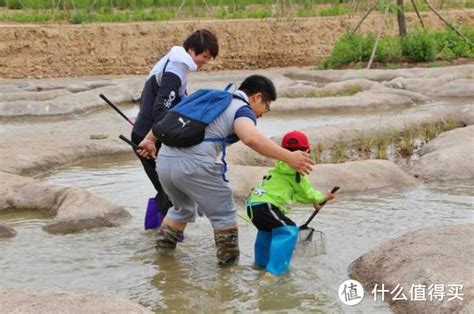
[401,29,437,62]
[322,33,362,68]
[438,45,456,61]
[375,36,402,62]
[6,0,22,9]
[319,5,350,16]
[248,8,270,18]
[321,32,375,69]
[70,12,85,24]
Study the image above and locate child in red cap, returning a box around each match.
[246,130,336,276]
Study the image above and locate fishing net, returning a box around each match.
[294,228,326,257]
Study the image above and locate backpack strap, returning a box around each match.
[224,83,235,92]
[204,138,229,182]
[203,93,251,182]
[155,59,170,87]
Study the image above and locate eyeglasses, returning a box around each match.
[263,100,271,112]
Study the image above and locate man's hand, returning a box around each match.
[287,150,314,175]
[138,138,157,160]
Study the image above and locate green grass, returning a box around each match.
[320,26,474,69]
[0,1,357,22]
[313,142,324,164]
[308,85,363,98]
[331,138,347,163]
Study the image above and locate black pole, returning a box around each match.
[300,186,339,230]
[99,93,135,126]
[119,134,139,151]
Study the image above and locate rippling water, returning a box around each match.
[1,155,472,313]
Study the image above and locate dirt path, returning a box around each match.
[1,10,473,79]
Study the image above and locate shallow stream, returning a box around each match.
[1,97,473,312]
[1,155,473,312]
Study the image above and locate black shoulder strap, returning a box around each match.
[156,59,170,87]
[232,94,251,107]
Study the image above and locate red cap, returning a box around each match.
[281,130,310,150]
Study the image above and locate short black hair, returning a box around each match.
[238,75,277,102]
[183,29,219,58]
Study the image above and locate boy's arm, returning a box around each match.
[293,175,325,204]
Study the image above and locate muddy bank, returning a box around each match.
[1,10,472,79]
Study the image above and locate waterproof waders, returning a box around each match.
[156,224,183,249]
[214,228,240,266]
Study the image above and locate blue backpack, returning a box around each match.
[152,86,249,148]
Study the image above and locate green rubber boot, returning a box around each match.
[214,228,240,266]
[156,224,183,250]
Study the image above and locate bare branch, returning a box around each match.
[410,0,425,28]
[350,0,382,37]
[367,0,390,69]
[425,0,473,46]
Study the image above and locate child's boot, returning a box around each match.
[214,228,240,266]
[266,225,299,276]
[156,224,183,249]
[254,230,272,268]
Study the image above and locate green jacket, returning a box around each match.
[247,161,325,214]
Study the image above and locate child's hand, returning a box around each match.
[324,191,336,202]
[313,203,322,210]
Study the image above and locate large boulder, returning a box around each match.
[410,126,474,181]
[229,159,418,202]
[0,172,131,234]
[349,224,474,313]
[0,288,152,313]
[0,220,16,238]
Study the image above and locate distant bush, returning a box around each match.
[70,12,85,24]
[401,29,437,62]
[434,27,474,59]
[320,26,473,69]
[6,0,22,9]
[321,33,375,69]
[248,8,270,18]
[375,36,402,62]
[318,5,350,16]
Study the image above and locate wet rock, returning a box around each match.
[90,134,109,140]
[433,79,474,97]
[273,92,414,114]
[0,221,16,238]
[349,224,474,313]
[0,172,131,234]
[0,288,152,313]
[410,126,474,181]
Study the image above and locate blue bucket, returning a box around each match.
[144,197,163,230]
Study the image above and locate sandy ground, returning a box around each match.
[0,10,473,79]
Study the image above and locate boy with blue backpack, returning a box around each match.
[246,130,336,276]
[137,75,314,266]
